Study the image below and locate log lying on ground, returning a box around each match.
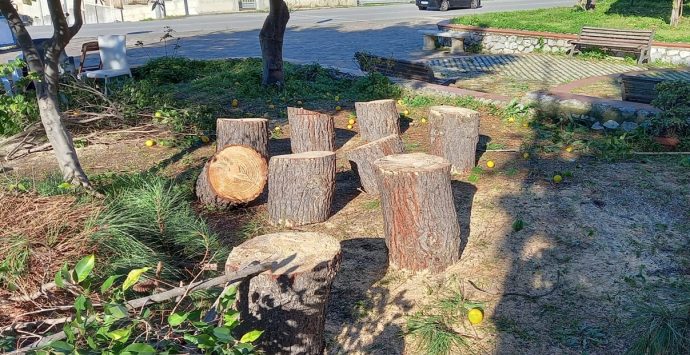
[355,99,400,142]
[374,153,461,272]
[216,118,269,158]
[428,106,480,174]
[287,107,334,153]
[196,145,268,208]
[346,134,404,195]
[226,232,341,355]
[268,151,336,227]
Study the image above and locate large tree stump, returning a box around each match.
[226,232,341,355]
[196,145,268,208]
[346,134,404,195]
[268,151,336,226]
[428,106,480,174]
[287,107,335,153]
[355,99,400,142]
[216,118,269,158]
[373,153,461,272]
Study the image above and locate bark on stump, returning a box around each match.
[287,107,335,153]
[216,118,269,158]
[428,106,480,174]
[196,145,268,208]
[346,134,404,195]
[354,99,400,142]
[373,153,461,272]
[268,151,336,227]
[225,232,341,355]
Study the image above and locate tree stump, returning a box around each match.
[354,99,400,142]
[268,151,336,227]
[196,145,268,208]
[428,106,480,174]
[373,153,461,272]
[346,134,404,195]
[216,118,269,158]
[226,232,341,355]
[287,107,335,153]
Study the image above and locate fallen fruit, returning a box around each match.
[403,110,410,116]
[154,111,162,118]
[145,140,156,147]
[334,95,340,101]
[274,126,281,131]
[348,118,356,125]
[347,124,353,129]
[508,116,515,123]
[468,308,483,325]
[553,174,563,183]
[565,145,574,153]
[486,160,495,168]
[231,99,239,108]
[397,99,404,105]
[522,152,530,159]
[200,135,210,143]
[421,118,427,123]
[336,106,342,111]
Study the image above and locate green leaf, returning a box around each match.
[167,312,188,327]
[183,333,199,345]
[54,263,69,288]
[122,267,150,291]
[121,343,156,354]
[239,330,263,343]
[48,340,74,352]
[224,312,240,328]
[73,254,95,283]
[106,304,129,319]
[212,326,232,342]
[74,295,88,313]
[107,327,132,343]
[100,275,121,294]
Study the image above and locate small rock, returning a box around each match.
[591,122,605,130]
[621,121,638,132]
[603,120,620,130]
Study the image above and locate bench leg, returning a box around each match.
[568,44,578,56]
[423,35,436,51]
[450,38,465,54]
[638,48,650,65]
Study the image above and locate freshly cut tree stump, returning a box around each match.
[287,107,335,153]
[428,106,480,174]
[226,232,341,355]
[196,145,268,208]
[355,99,400,142]
[268,151,336,227]
[346,134,404,195]
[216,118,269,157]
[374,153,461,272]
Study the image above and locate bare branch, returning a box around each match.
[69,0,84,39]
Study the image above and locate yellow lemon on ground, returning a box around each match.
[468,308,483,325]
[486,160,495,168]
[508,116,515,123]
[231,99,239,108]
[553,174,563,183]
[336,106,342,111]
[154,111,162,118]
[274,126,282,131]
[523,122,529,128]
[348,118,356,125]
[403,110,410,116]
[334,95,340,101]
[421,118,427,123]
[200,135,210,143]
[565,145,573,153]
[397,99,404,105]
[522,152,530,159]
[347,124,353,129]
[145,139,156,147]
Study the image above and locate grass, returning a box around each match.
[452,0,690,43]
[626,295,690,354]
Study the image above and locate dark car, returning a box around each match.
[417,0,480,11]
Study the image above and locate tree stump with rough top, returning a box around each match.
[346,134,404,195]
[216,118,269,158]
[225,232,341,355]
[196,145,268,208]
[373,153,461,272]
[268,151,336,226]
[287,107,335,153]
[428,106,480,174]
[354,99,400,142]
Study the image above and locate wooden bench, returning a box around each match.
[355,51,437,82]
[569,27,654,64]
[620,74,664,104]
[420,30,465,54]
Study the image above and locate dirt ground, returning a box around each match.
[2,106,689,354]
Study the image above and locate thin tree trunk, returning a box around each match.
[671,0,683,27]
[260,0,290,86]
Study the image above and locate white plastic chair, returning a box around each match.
[83,35,132,94]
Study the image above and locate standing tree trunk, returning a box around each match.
[374,153,461,273]
[226,232,341,355]
[0,0,90,187]
[216,118,269,157]
[671,0,683,27]
[428,106,480,174]
[354,99,400,142]
[346,134,404,195]
[260,0,290,86]
[268,151,336,227]
[287,107,335,153]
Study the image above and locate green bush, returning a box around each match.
[650,80,690,137]
[0,59,38,136]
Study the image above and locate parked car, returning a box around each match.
[417,0,480,11]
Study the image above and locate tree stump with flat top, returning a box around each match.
[216,118,269,158]
[287,107,335,153]
[346,134,404,195]
[428,106,480,174]
[355,99,400,142]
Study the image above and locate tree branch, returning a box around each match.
[68,0,84,40]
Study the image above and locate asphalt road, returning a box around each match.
[26,0,573,39]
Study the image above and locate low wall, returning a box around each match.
[438,22,690,66]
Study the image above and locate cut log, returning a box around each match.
[226,232,341,355]
[374,153,461,272]
[346,134,404,195]
[268,151,336,227]
[428,106,480,174]
[216,118,269,158]
[287,107,335,153]
[196,145,268,208]
[354,99,400,142]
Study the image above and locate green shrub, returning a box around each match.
[650,81,690,137]
[0,59,38,136]
[134,56,204,84]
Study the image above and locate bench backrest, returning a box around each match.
[620,74,664,104]
[578,27,654,47]
[354,52,435,82]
